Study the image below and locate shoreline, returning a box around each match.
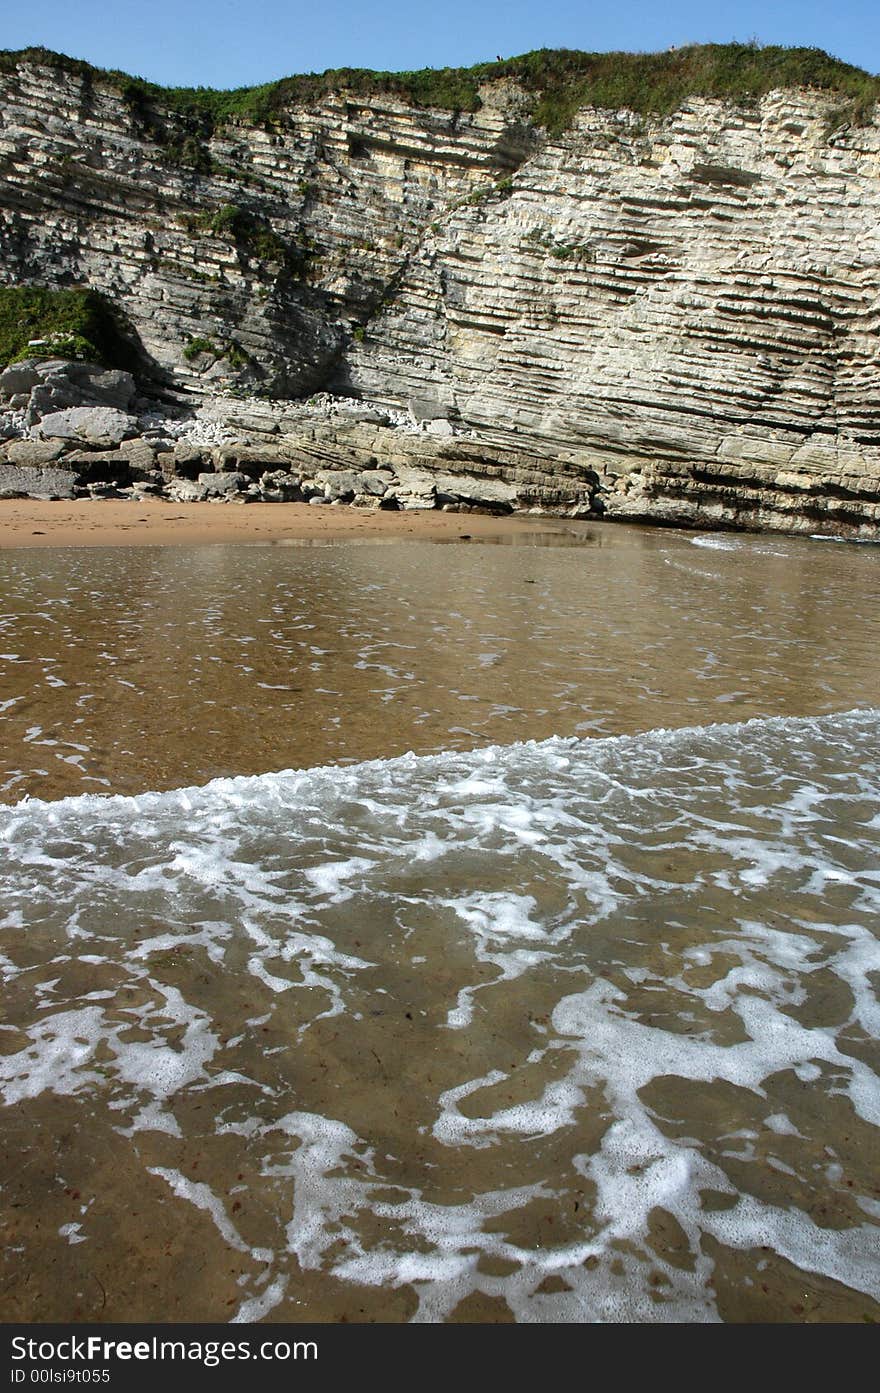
[0,498,592,549]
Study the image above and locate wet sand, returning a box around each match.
[1,513,879,1323]
[0,498,577,549]
[3,523,879,805]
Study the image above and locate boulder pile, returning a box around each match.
[0,360,598,515]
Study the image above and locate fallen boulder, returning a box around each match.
[0,463,79,499]
[197,470,249,498]
[36,407,139,446]
[258,470,303,502]
[5,359,138,427]
[3,438,68,466]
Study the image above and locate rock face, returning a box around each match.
[1,55,880,534]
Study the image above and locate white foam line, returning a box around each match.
[231,1276,289,1323]
[148,1167,249,1253]
[3,708,878,815]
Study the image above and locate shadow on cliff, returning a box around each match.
[97,294,187,408]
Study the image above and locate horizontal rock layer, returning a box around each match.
[2,59,880,534]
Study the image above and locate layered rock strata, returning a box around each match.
[0,363,584,512]
[2,57,880,534]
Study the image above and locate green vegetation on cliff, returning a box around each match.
[1,41,878,136]
[178,203,312,269]
[516,44,880,133]
[0,287,138,369]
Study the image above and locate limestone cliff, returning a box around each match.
[2,50,880,534]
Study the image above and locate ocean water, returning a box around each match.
[2,525,880,803]
[0,528,878,1323]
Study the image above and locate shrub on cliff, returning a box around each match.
[0,287,140,371]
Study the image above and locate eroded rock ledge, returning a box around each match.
[0,360,595,515]
[3,355,879,537]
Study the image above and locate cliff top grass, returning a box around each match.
[1,41,879,135]
[0,286,139,369]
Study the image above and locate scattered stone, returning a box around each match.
[36,407,139,446]
[213,446,287,478]
[409,395,453,423]
[315,468,361,501]
[213,445,246,472]
[259,470,303,502]
[87,482,124,498]
[19,361,137,428]
[173,441,208,475]
[333,405,390,426]
[0,363,42,397]
[0,464,79,499]
[196,470,249,498]
[4,438,67,466]
[426,418,455,438]
[356,470,392,496]
[116,438,158,479]
[166,478,209,503]
[62,448,133,483]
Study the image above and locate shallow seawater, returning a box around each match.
[1,525,880,802]
[0,527,878,1324]
[0,711,878,1322]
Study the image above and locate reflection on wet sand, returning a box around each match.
[1,527,878,803]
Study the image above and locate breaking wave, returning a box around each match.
[1,709,879,1322]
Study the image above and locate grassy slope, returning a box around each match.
[0,287,139,369]
[1,41,878,134]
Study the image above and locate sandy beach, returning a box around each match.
[0,498,584,548]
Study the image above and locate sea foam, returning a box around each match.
[0,709,878,1321]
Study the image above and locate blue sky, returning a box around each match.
[2,0,879,89]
